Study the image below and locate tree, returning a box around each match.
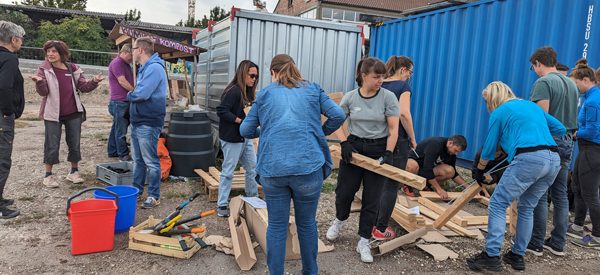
[125,8,141,21]
[0,7,37,46]
[175,6,229,29]
[35,15,110,51]
[17,0,87,10]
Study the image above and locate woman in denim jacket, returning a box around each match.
[467,81,564,272]
[240,54,345,275]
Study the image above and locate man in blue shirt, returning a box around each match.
[127,37,168,209]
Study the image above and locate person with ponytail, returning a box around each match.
[326,57,401,263]
[240,54,345,274]
[567,59,600,249]
[373,56,417,238]
[215,60,260,217]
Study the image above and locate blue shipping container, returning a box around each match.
[371,0,600,167]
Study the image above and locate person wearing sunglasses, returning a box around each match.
[0,21,26,219]
[29,40,105,188]
[215,60,260,217]
[240,54,345,274]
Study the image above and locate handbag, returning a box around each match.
[65,62,87,122]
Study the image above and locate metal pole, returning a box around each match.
[194,55,198,106]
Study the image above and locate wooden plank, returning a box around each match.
[195,169,219,187]
[433,184,484,229]
[115,34,131,45]
[129,240,201,259]
[419,191,483,201]
[479,197,490,206]
[462,216,489,226]
[418,197,468,227]
[209,167,221,181]
[509,199,518,235]
[330,145,426,190]
[397,195,410,208]
[418,204,477,238]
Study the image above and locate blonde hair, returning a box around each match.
[270,54,306,89]
[482,81,518,112]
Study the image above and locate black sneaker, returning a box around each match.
[217,206,229,217]
[2,199,14,206]
[526,242,543,256]
[467,251,503,272]
[0,208,20,219]
[543,238,564,256]
[503,250,525,270]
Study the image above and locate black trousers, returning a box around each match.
[335,135,387,239]
[572,139,600,237]
[0,113,15,209]
[376,137,410,232]
[44,117,82,165]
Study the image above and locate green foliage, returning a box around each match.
[35,15,110,52]
[18,0,87,10]
[125,8,141,21]
[176,6,230,29]
[0,8,38,46]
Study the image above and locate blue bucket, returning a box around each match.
[94,186,139,234]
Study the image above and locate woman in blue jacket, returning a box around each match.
[567,59,600,249]
[467,81,564,272]
[240,54,345,275]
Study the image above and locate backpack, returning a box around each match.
[158,137,172,180]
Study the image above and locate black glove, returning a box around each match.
[380,150,393,165]
[341,141,357,163]
[474,168,486,187]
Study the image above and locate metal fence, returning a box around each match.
[15,46,117,67]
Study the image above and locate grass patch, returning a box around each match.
[3,216,32,226]
[33,212,47,219]
[214,157,242,172]
[165,192,188,199]
[321,182,336,194]
[69,184,87,190]
[22,117,41,121]
[94,133,108,141]
[18,196,35,201]
[102,89,109,95]
[329,169,339,180]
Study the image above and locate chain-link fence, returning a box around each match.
[15,46,117,67]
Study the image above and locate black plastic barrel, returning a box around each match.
[166,110,214,177]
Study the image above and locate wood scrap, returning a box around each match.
[418,197,468,227]
[397,195,410,208]
[391,203,428,232]
[417,244,458,261]
[209,167,221,181]
[433,184,484,229]
[195,169,219,187]
[418,204,477,238]
[479,197,490,206]
[329,145,426,190]
[419,191,484,201]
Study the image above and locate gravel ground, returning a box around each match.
[1,77,599,274]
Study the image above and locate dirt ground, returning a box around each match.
[1,76,599,274]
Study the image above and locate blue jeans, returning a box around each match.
[218,139,258,207]
[485,150,560,257]
[130,124,161,199]
[107,100,130,157]
[260,170,323,275]
[531,136,573,249]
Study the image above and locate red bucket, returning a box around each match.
[67,187,119,255]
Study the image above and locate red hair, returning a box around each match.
[43,40,70,63]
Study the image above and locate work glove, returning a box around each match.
[341,141,357,163]
[474,168,486,187]
[380,150,394,165]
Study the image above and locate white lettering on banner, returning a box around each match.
[119,26,198,55]
[583,5,594,59]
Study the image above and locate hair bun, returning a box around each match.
[575,58,589,68]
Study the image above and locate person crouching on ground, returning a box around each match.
[0,21,25,219]
[29,40,105,188]
[215,60,260,217]
[567,59,600,249]
[127,37,168,209]
[467,81,564,272]
[326,57,400,263]
[240,54,345,275]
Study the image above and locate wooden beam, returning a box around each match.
[418,197,468,227]
[329,145,426,190]
[161,51,194,60]
[209,167,221,181]
[479,197,490,206]
[116,34,131,45]
[419,191,483,201]
[195,169,219,187]
[433,184,484,229]
[417,204,477,238]
[509,199,518,235]
[397,195,410,208]
[462,216,510,226]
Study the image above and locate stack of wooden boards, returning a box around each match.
[195,167,264,202]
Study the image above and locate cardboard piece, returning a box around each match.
[468,229,485,240]
[206,235,235,255]
[234,197,334,261]
[350,199,362,212]
[417,244,459,261]
[421,231,453,243]
[228,216,257,270]
[371,227,427,256]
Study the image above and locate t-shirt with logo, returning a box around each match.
[529,72,579,133]
[339,87,400,139]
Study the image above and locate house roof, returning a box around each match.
[0,4,125,20]
[320,0,433,13]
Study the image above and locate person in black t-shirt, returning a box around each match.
[405,135,469,199]
[471,145,508,198]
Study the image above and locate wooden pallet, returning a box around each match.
[129,216,206,259]
[195,168,263,202]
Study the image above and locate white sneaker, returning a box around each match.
[356,238,373,263]
[326,218,347,241]
[43,175,59,188]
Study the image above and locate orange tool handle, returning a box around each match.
[201,209,216,218]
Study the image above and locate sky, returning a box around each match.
[1,0,281,25]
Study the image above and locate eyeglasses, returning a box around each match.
[131,47,139,51]
[407,68,414,77]
[530,65,535,72]
[248,74,259,79]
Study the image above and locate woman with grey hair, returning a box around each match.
[0,21,25,219]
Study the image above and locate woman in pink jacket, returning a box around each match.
[29,41,105,188]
